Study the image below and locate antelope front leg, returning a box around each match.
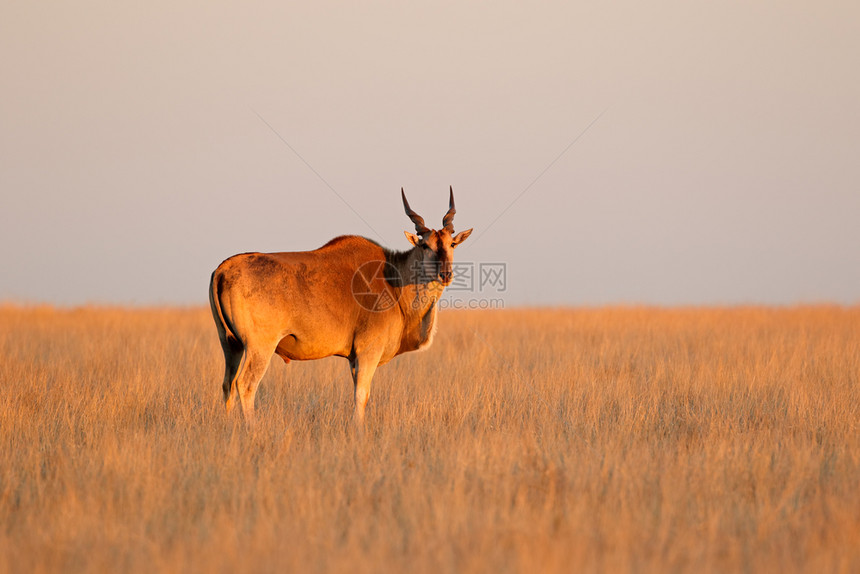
[349,351,381,431]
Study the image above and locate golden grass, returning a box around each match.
[0,305,858,573]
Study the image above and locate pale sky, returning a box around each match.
[2,1,858,307]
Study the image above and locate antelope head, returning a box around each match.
[402,186,473,286]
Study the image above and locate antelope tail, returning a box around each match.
[209,271,239,345]
[210,270,246,407]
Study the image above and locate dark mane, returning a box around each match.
[383,246,413,268]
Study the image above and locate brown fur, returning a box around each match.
[209,191,472,427]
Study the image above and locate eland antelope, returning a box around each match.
[209,187,473,427]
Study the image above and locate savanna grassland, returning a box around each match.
[0,305,858,573]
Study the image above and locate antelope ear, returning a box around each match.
[404,231,422,247]
[451,228,473,247]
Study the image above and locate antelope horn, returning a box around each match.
[401,188,431,235]
[442,185,456,231]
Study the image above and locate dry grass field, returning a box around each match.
[0,305,858,573]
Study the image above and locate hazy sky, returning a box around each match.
[2,1,858,307]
